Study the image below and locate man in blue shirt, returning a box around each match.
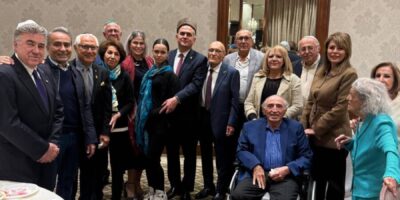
[231,95,312,199]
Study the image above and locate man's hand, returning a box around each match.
[86,144,96,158]
[98,134,110,149]
[252,165,266,189]
[0,56,14,65]
[159,96,179,114]
[226,125,235,137]
[268,166,290,182]
[384,177,398,197]
[37,143,59,163]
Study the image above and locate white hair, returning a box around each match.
[74,33,99,46]
[14,19,47,41]
[352,78,391,115]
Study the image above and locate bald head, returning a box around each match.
[298,36,320,66]
[235,29,254,56]
[208,41,226,68]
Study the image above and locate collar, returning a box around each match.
[177,49,190,58]
[15,53,37,75]
[303,54,320,69]
[236,51,250,62]
[265,120,281,132]
[48,56,70,71]
[75,59,92,71]
[209,62,222,73]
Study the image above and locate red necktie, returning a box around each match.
[205,69,213,110]
[176,53,184,75]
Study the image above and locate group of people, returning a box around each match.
[0,16,399,200]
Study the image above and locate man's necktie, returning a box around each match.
[32,70,49,111]
[82,68,92,99]
[176,53,184,75]
[205,69,213,110]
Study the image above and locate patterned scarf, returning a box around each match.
[108,64,121,112]
[135,64,172,154]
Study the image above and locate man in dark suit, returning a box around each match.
[0,20,63,190]
[41,29,98,200]
[160,18,208,200]
[230,95,313,199]
[195,41,240,200]
[71,33,112,200]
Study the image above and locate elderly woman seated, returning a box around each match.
[335,78,400,199]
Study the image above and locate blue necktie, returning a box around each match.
[32,70,49,111]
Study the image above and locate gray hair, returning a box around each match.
[47,26,72,44]
[352,78,391,116]
[262,95,289,109]
[298,35,320,47]
[125,30,147,57]
[14,19,47,41]
[74,33,99,46]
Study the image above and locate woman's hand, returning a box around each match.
[109,112,121,131]
[349,118,359,131]
[334,134,351,150]
[384,177,398,197]
[304,128,315,136]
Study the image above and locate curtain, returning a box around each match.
[267,0,317,47]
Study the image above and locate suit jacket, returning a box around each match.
[223,48,264,100]
[244,72,302,119]
[0,55,63,183]
[168,49,208,120]
[345,114,400,198]
[42,57,97,145]
[301,65,357,149]
[208,63,240,139]
[237,118,312,180]
[71,59,112,137]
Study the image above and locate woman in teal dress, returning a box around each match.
[336,78,400,199]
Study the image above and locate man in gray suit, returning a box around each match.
[223,29,264,132]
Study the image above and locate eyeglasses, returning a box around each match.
[208,48,223,53]
[236,36,251,42]
[78,45,98,51]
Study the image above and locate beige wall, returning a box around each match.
[0,0,217,56]
[329,0,400,77]
[1,0,399,76]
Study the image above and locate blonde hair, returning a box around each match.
[261,45,293,76]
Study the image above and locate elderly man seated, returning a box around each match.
[231,95,313,200]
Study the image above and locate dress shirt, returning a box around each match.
[264,124,283,170]
[75,59,94,99]
[15,53,37,84]
[173,49,190,74]
[234,54,250,103]
[300,55,320,104]
[48,56,70,71]
[201,63,221,107]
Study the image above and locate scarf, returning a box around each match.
[135,64,172,154]
[108,64,121,112]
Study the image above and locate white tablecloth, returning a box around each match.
[0,180,62,200]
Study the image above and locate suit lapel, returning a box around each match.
[91,65,100,103]
[213,64,227,97]
[357,115,373,139]
[277,75,289,96]
[179,50,194,77]
[38,67,53,114]
[168,50,177,67]
[13,58,49,115]
[258,121,267,165]
[279,121,288,164]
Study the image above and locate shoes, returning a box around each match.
[195,187,216,199]
[181,192,192,200]
[144,187,155,200]
[154,190,168,200]
[167,187,181,199]
[212,193,226,200]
